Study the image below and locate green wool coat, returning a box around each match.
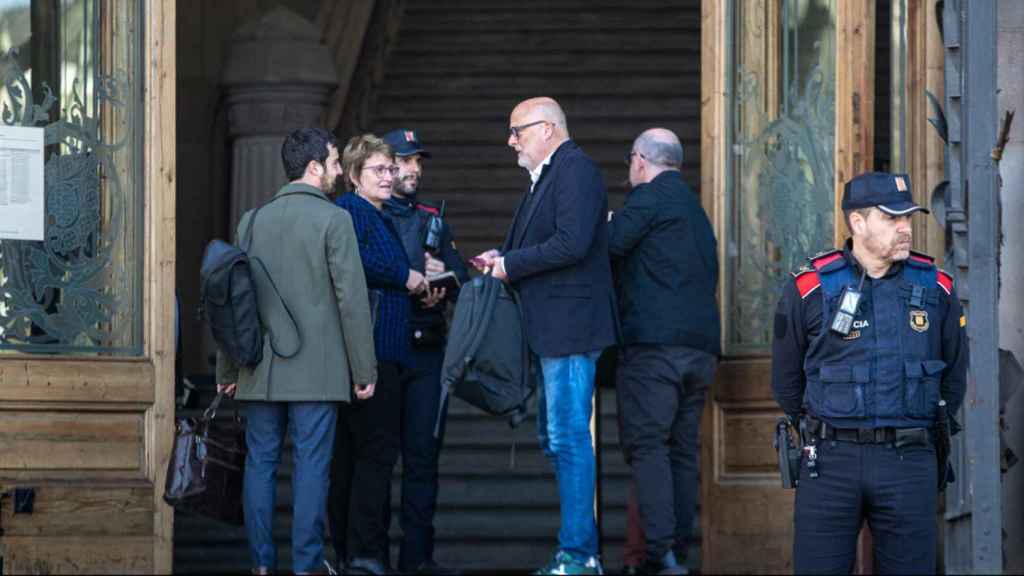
[216,183,377,402]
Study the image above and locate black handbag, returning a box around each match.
[163,392,247,525]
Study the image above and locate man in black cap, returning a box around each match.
[771,171,967,574]
[380,128,468,575]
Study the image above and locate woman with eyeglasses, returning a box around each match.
[329,134,429,574]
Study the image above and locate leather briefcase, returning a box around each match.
[163,392,246,525]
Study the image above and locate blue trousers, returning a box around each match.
[537,352,600,561]
[242,401,337,573]
[794,438,938,574]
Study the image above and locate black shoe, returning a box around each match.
[409,560,460,575]
[347,557,390,575]
[643,551,688,575]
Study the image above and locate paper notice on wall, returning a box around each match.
[0,125,45,241]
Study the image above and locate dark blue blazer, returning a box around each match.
[502,140,619,357]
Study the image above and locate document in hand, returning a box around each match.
[426,270,461,293]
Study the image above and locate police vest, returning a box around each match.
[795,250,953,429]
[384,198,433,272]
[383,198,445,329]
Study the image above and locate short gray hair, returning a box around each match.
[633,129,683,169]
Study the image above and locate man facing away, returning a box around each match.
[216,127,378,575]
[609,128,720,575]
[472,97,619,575]
[380,128,469,575]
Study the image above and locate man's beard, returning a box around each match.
[395,176,418,197]
[320,173,337,196]
[867,233,912,261]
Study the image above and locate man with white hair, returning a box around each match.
[609,128,720,575]
[473,97,618,575]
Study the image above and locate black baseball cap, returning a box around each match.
[841,171,928,215]
[382,129,432,158]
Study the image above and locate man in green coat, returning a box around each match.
[216,127,377,575]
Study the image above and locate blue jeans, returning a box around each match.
[537,352,600,560]
[243,401,337,573]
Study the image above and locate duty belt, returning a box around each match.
[824,426,898,443]
[819,423,930,446]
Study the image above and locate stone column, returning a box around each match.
[221,7,338,231]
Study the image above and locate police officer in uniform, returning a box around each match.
[381,128,469,575]
[771,172,967,574]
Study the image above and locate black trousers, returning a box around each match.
[329,361,403,564]
[616,344,716,560]
[794,439,937,574]
[398,345,449,571]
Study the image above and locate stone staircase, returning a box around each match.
[173,0,703,572]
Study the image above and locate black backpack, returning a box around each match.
[437,275,536,435]
[199,193,315,367]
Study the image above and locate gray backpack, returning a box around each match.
[437,275,536,435]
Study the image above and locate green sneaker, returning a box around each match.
[534,551,603,575]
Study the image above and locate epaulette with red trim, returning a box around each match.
[907,249,954,294]
[907,250,935,268]
[415,202,440,216]
[937,268,954,295]
[809,249,844,271]
[791,261,821,299]
[790,249,845,299]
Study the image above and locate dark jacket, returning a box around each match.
[502,140,619,357]
[383,194,469,333]
[608,171,721,356]
[336,192,412,366]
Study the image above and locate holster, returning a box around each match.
[935,402,954,492]
[774,417,802,489]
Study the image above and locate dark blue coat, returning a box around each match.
[335,192,412,366]
[502,140,619,358]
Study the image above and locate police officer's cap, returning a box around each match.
[842,172,929,216]
[383,129,432,159]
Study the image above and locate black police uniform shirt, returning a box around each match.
[382,193,469,332]
[770,242,968,429]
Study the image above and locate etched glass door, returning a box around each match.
[0,1,172,573]
[701,0,839,571]
[0,0,142,355]
[726,0,836,353]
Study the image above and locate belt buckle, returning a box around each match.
[857,428,873,443]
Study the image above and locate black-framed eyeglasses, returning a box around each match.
[625,150,647,165]
[509,120,549,139]
[363,164,399,178]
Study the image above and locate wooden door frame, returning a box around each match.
[0,0,175,572]
[144,0,176,571]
